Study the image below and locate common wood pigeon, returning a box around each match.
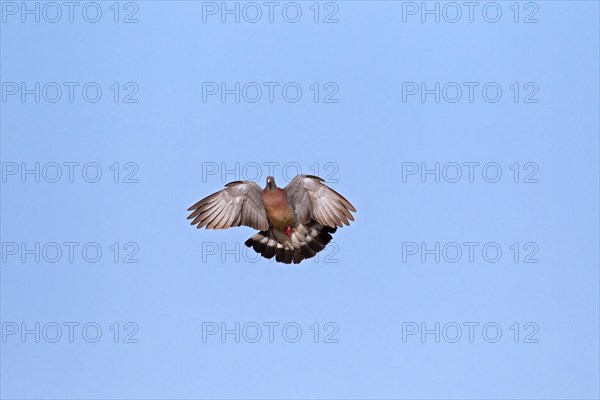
[187,175,356,264]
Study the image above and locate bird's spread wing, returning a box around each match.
[285,175,356,228]
[187,181,269,230]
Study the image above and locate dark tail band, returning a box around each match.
[244,223,337,264]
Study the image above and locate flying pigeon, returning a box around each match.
[187,175,356,264]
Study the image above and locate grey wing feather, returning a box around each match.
[285,175,356,228]
[187,181,269,231]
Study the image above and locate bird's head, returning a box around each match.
[265,176,277,190]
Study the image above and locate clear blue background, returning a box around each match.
[1,1,599,399]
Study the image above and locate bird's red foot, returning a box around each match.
[283,227,292,237]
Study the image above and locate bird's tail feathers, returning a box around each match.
[244,223,336,264]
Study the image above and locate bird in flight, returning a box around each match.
[187,175,356,264]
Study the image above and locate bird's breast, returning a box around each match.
[262,189,296,228]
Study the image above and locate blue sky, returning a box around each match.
[1,1,599,399]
